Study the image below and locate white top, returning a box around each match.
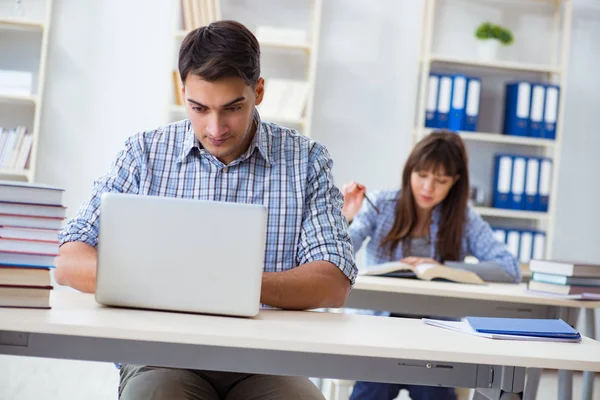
[354,276,600,309]
[0,291,599,372]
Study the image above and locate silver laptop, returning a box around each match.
[95,192,267,317]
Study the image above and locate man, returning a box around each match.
[55,20,357,400]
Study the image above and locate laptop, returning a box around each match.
[95,192,267,317]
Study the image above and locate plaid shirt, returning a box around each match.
[350,189,520,281]
[59,111,357,284]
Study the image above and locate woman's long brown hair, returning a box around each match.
[379,131,469,262]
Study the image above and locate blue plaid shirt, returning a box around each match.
[59,111,357,284]
[350,189,520,281]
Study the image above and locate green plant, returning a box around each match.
[475,22,514,46]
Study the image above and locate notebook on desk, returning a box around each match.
[465,316,581,340]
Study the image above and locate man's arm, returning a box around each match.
[54,242,98,293]
[261,260,351,310]
[261,142,357,310]
[56,136,140,292]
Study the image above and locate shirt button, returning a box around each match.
[223,167,228,173]
[199,149,206,155]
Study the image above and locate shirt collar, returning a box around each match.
[177,109,272,165]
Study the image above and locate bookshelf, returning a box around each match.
[413,0,573,260]
[169,0,322,137]
[0,0,53,182]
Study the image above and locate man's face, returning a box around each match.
[182,75,264,165]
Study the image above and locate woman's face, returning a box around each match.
[410,167,457,211]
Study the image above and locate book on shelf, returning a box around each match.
[0,126,33,171]
[360,261,485,284]
[258,79,309,123]
[173,70,185,106]
[0,70,33,97]
[529,259,600,278]
[181,0,219,31]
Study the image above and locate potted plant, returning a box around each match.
[475,22,514,61]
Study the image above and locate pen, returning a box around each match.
[364,194,380,214]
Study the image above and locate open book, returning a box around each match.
[360,261,485,284]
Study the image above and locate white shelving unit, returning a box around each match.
[169,0,322,137]
[413,0,573,260]
[0,1,53,182]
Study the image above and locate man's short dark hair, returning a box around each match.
[178,20,261,87]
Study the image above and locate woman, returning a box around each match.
[343,131,520,400]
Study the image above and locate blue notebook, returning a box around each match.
[465,317,581,339]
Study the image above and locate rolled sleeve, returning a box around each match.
[296,143,358,284]
[58,138,141,248]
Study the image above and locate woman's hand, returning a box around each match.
[400,257,441,267]
[341,181,366,223]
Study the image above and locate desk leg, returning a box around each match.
[582,308,597,400]
[523,368,541,400]
[557,306,578,400]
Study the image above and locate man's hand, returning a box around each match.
[54,242,98,293]
[260,261,351,310]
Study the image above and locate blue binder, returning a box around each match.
[425,74,440,128]
[510,156,527,210]
[465,317,580,339]
[528,83,546,137]
[448,75,468,131]
[463,76,481,132]
[493,155,513,209]
[537,158,553,212]
[436,75,453,129]
[518,230,534,264]
[524,157,540,211]
[503,82,531,137]
[543,84,560,139]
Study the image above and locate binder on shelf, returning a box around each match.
[503,82,531,137]
[510,156,526,210]
[528,83,546,138]
[464,76,481,132]
[425,74,440,128]
[524,157,540,211]
[532,231,546,261]
[543,85,560,140]
[493,155,513,209]
[436,75,452,129]
[506,229,521,259]
[519,230,534,264]
[537,158,553,212]
[492,228,507,244]
[448,74,467,131]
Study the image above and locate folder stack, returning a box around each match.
[527,260,600,300]
[425,73,481,132]
[0,181,66,309]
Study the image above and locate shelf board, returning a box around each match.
[175,30,311,51]
[0,17,44,31]
[474,206,549,221]
[0,93,37,105]
[421,128,556,148]
[427,55,562,74]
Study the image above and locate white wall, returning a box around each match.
[1,0,599,398]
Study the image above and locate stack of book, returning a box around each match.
[424,316,581,343]
[0,181,66,309]
[527,260,600,300]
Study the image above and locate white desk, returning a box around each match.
[0,292,599,400]
[345,277,600,400]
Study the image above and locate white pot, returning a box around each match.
[477,40,501,62]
